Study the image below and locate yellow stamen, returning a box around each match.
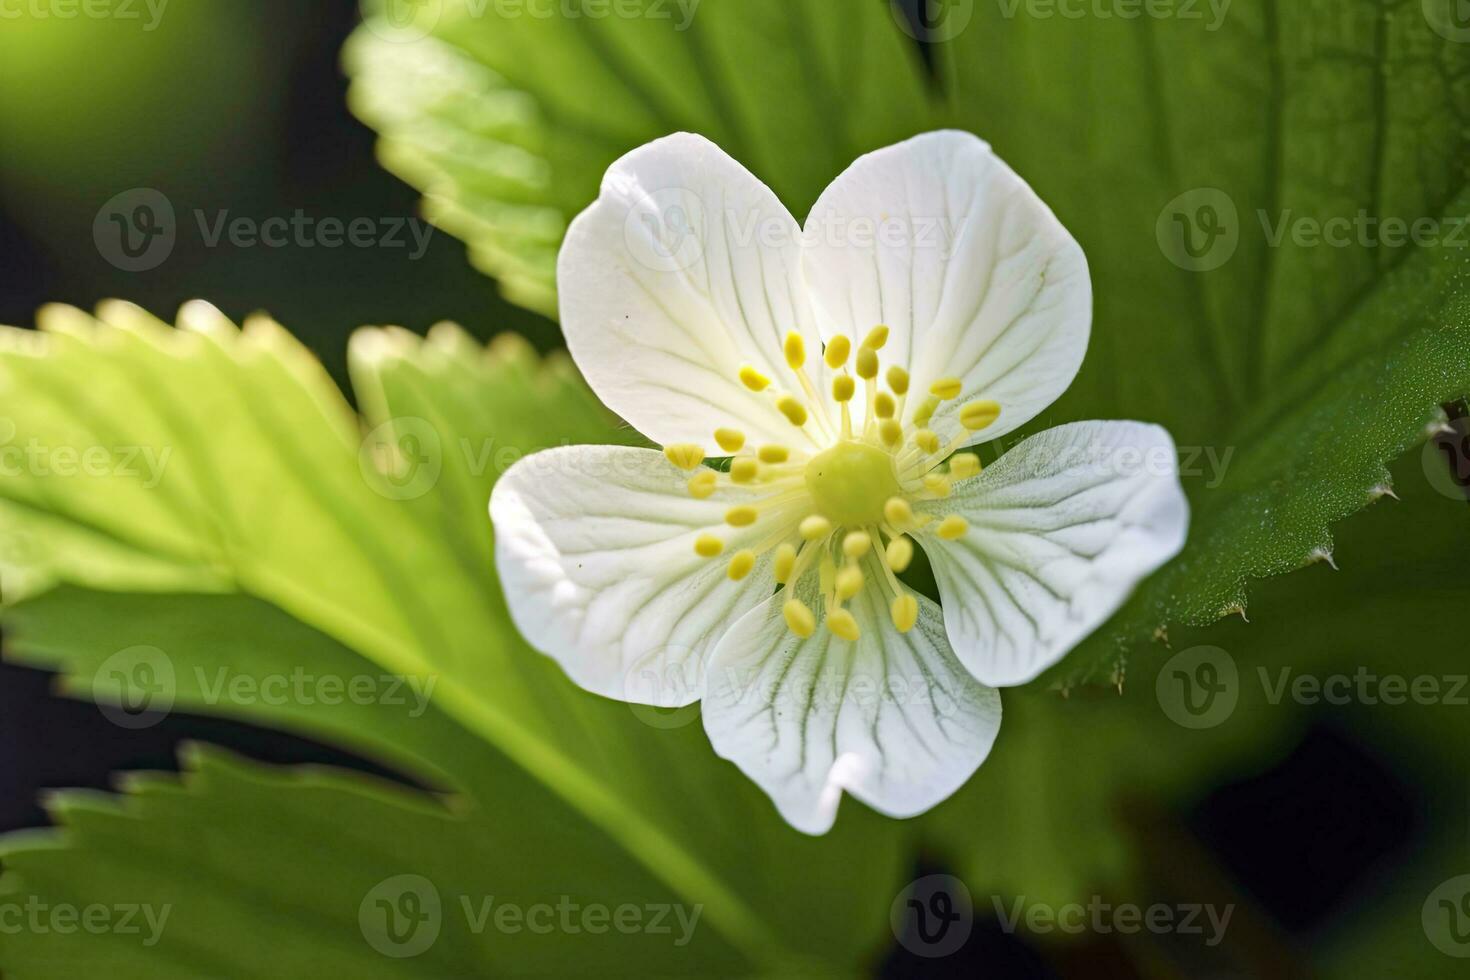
[842,530,872,559]
[714,428,745,453]
[739,365,771,391]
[773,542,798,583]
[818,553,837,595]
[912,395,940,426]
[890,594,919,633]
[664,444,704,470]
[836,565,864,600]
[799,515,832,540]
[914,429,940,455]
[783,331,806,370]
[730,458,759,484]
[694,534,724,558]
[930,377,963,400]
[758,445,790,464]
[727,550,756,580]
[886,536,914,572]
[824,334,852,369]
[861,325,889,350]
[784,599,816,638]
[776,395,808,427]
[936,515,969,540]
[884,497,914,528]
[726,506,759,527]
[949,453,981,480]
[959,400,1001,432]
[855,347,879,380]
[827,608,860,641]
[879,419,903,448]
[923,474,952,498]
[874,392,896,419]
[886,366,910,396]
[832,375,856,402]
[688,470,718,499]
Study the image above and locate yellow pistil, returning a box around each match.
[714,428,746,453]
[949,453,981,480]
[727,550,756,580]
[886,366,909,396]
[688,470,717,499]
[726,506,759,527]
[776,395,808,427]
[773,542,798,583]
[664,444,704,470]
[758,445,790,464]
[784,599,817,638]
[890,593,918,633]
[799,515,833,540]
[694,534,724,558]
[959,400,1001,432]
[936,515,969,540]
[739,365,770,391]
[886,536,914,572]
[730,458,759,484]
[835,565,864,600]
[930,377,963,400]
[783,331,806,370]
[824,334,851,369]
[826,608,860,641]
[861,325,890,350]
[842,530,872,559]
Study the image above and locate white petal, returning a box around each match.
[802,130,1090,443]
[490,445,793,705]
[702,569,1001,835]
[558,133,834,450]
[919,421,1189,687]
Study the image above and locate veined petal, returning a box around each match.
[490,445,792,705]
[802,130,1090,443]
[702,570,1001,835]
[559,133,834,450]
[918,421,1189,687]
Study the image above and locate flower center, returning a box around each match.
[805,441,900,527]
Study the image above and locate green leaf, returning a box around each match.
[0,302,903,973]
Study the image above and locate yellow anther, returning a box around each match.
[783,331,806,370]
[688,470,718,499]
[727,549,756,581]
[783,599,817,638]
[832,375,856,402]
[886,535,914,573]
[886,366,910,396]
[874,392,896,419]
[694,534,724,558]
[799,515,833,540]
[912,395,940,426]
[879,419,903,447]
[890,593,919,633]
[773,542,798,583]
[726,506,759,527]
[959,400,1002,432]
[861,325,890,350]
[855,347,879,380]
[923,473,953,498]
[730,458,759,484]
[714,428,746,453]
[824,334,852,369]
[836,565,864,601]
[930,377,963,400]
[739,365,771,391]
[936,515,969,540]
[884,497,915,528]
[758,445,790,464]
[776,394,808,427]
[949,452,981,480]
[842,530,872,559]
[826,608,861,641]
[914,429,940,454]
[664,444,704,470]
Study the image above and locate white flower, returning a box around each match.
[490,131,1189,834]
